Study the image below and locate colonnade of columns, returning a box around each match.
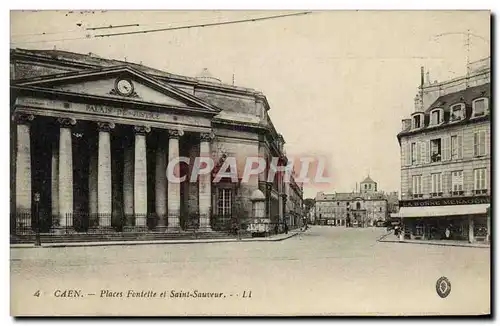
[13,112,213,233]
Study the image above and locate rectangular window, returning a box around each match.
[431,173,442,194]
[473,131,486,157]
[430,139,442,162]
[217,188,232,218]
[412,175,422,195]
[411,142,417,164]
[474,168,487,191]
[451,171,463,192]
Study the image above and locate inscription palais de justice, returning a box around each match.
[85,104,161,120]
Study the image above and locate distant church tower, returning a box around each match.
[360,175,377,194]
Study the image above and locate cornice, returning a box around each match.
[397,114,490,140]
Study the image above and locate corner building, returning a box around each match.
[397,58,491,243]
[10,48,290,240]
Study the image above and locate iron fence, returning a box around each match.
[11,211,294,238]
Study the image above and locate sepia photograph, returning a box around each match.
[8,8,491,316]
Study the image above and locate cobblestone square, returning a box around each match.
[10,226,490,316]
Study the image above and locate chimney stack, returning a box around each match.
[420,66,425,88]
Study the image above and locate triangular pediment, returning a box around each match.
[12,66,221,114]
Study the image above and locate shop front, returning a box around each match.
[398,196,490,243]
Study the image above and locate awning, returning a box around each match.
[398,204,490,218]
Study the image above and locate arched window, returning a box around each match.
[430,108,444,125]
[411,112,424,129]
[450,103,465,122]
[472,97,489,117]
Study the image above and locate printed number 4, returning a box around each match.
[33,290,40,297]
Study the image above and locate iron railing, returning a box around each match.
[11,212,296,237]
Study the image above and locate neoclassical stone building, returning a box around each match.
[285,174,304,229]
[10,48,291,238]
[314,175,390,227]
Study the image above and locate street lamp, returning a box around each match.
[34,192,41,247]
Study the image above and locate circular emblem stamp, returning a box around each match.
[436,276,451,298]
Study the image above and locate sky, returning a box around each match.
[10,10,490,199]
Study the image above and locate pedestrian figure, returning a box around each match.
[284,222,288,234]
[445,227,451,239]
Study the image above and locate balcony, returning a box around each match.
[451,191,465,196]
[474,189,488,195]
[431,153,442,163]
[430,192,443,197]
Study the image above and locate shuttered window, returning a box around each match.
[473,131,486,157]
[452,171,463,191]
[442,136,450,161]
[412,175,422,195]
[419,142,426,164]
[431,173,442,193]
[474,168,487,190]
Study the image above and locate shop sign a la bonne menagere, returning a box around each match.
[400,196,490,207]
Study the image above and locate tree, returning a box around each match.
[304,198,315,212]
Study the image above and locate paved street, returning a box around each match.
[10,226,490,316]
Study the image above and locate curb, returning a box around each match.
[378,238,490,249]
[10,231,303,249]
[377,231,393,241]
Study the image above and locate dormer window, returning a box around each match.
[450,103,465,122]
[430,108,444,126]
[472,98,489,117]
[411,113,424,129]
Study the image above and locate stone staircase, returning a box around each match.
[10,230,253,244]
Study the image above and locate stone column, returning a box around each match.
[13,113,34,233]
[51,143,59,225]
[57,117,76,232]
[123,134,134,230]
[199,132,213,231]
[468,216,475,243]
[88,136,98,228]
[167,129,182,230]
[266,183,272,221]
[155,132,168,231]
[134,125,150,230]
[97,122,115,231]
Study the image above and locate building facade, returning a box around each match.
[284,175,304,229]
[397,58,491,243]
[314,176,390,227]
[10,48,292,239]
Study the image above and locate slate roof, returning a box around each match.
[361,175,376,184]
[399,83,491,136]
[426,83,490,114]
[11,48,255,92]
